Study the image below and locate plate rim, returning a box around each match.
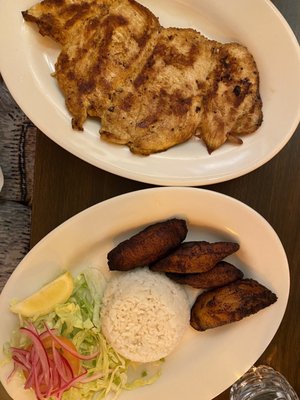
[0,187,290,400]
[0,0,300,186]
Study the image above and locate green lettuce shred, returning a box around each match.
[9,268,163,399]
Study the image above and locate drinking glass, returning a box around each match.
[230,365,299,400]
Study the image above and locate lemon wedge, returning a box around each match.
[10,272,74,317]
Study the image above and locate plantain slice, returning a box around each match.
[190,278,277,331]
[107,218,187,271]
[166,261,243,289]
[150,241,239,273]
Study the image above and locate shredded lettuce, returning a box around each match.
[7,268,163,399]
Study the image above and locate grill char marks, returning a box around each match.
[54,0,160,130]
[101,28,219,155]
[23,0,263,154]
[196,43,263,153]
[22,0,114,45]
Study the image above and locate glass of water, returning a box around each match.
[230,365,299,400]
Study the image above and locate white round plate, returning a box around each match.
[0,188,289,400]
[0,1,300,186]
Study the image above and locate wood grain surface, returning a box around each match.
[1,1,299,399]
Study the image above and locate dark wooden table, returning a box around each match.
[1,1,299,399]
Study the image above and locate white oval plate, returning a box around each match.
[0,188,289,400]
[0,1,300,186]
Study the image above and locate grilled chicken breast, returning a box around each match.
[23,0,263,154]
[101,28,220,154]
[22,0,114,45]
[190,279,277,331]
[196,43,263,152]
[55,0,160,130]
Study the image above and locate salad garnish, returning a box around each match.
[5,268,163,399]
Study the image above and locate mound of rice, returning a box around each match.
[101,268,190,362]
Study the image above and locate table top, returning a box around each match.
[1,1,299,399]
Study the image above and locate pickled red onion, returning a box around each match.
[9,324,100,399]
[44,323,99,360]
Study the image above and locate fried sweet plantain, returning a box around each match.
[190,278,277,331]
[150,241,239,273]
[166,261,243,289]
[107,218,187,271]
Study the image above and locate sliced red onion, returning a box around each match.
[33,365,43,400]
[20,327,50,386]
[45,323,99,360]
[12,352,31,370]
[39,328,56,341]
[24,368,34,390]
[52,341,73,383]
[53,369,88,395]
[9,324,100,399]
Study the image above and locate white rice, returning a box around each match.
[101,268,190,362]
